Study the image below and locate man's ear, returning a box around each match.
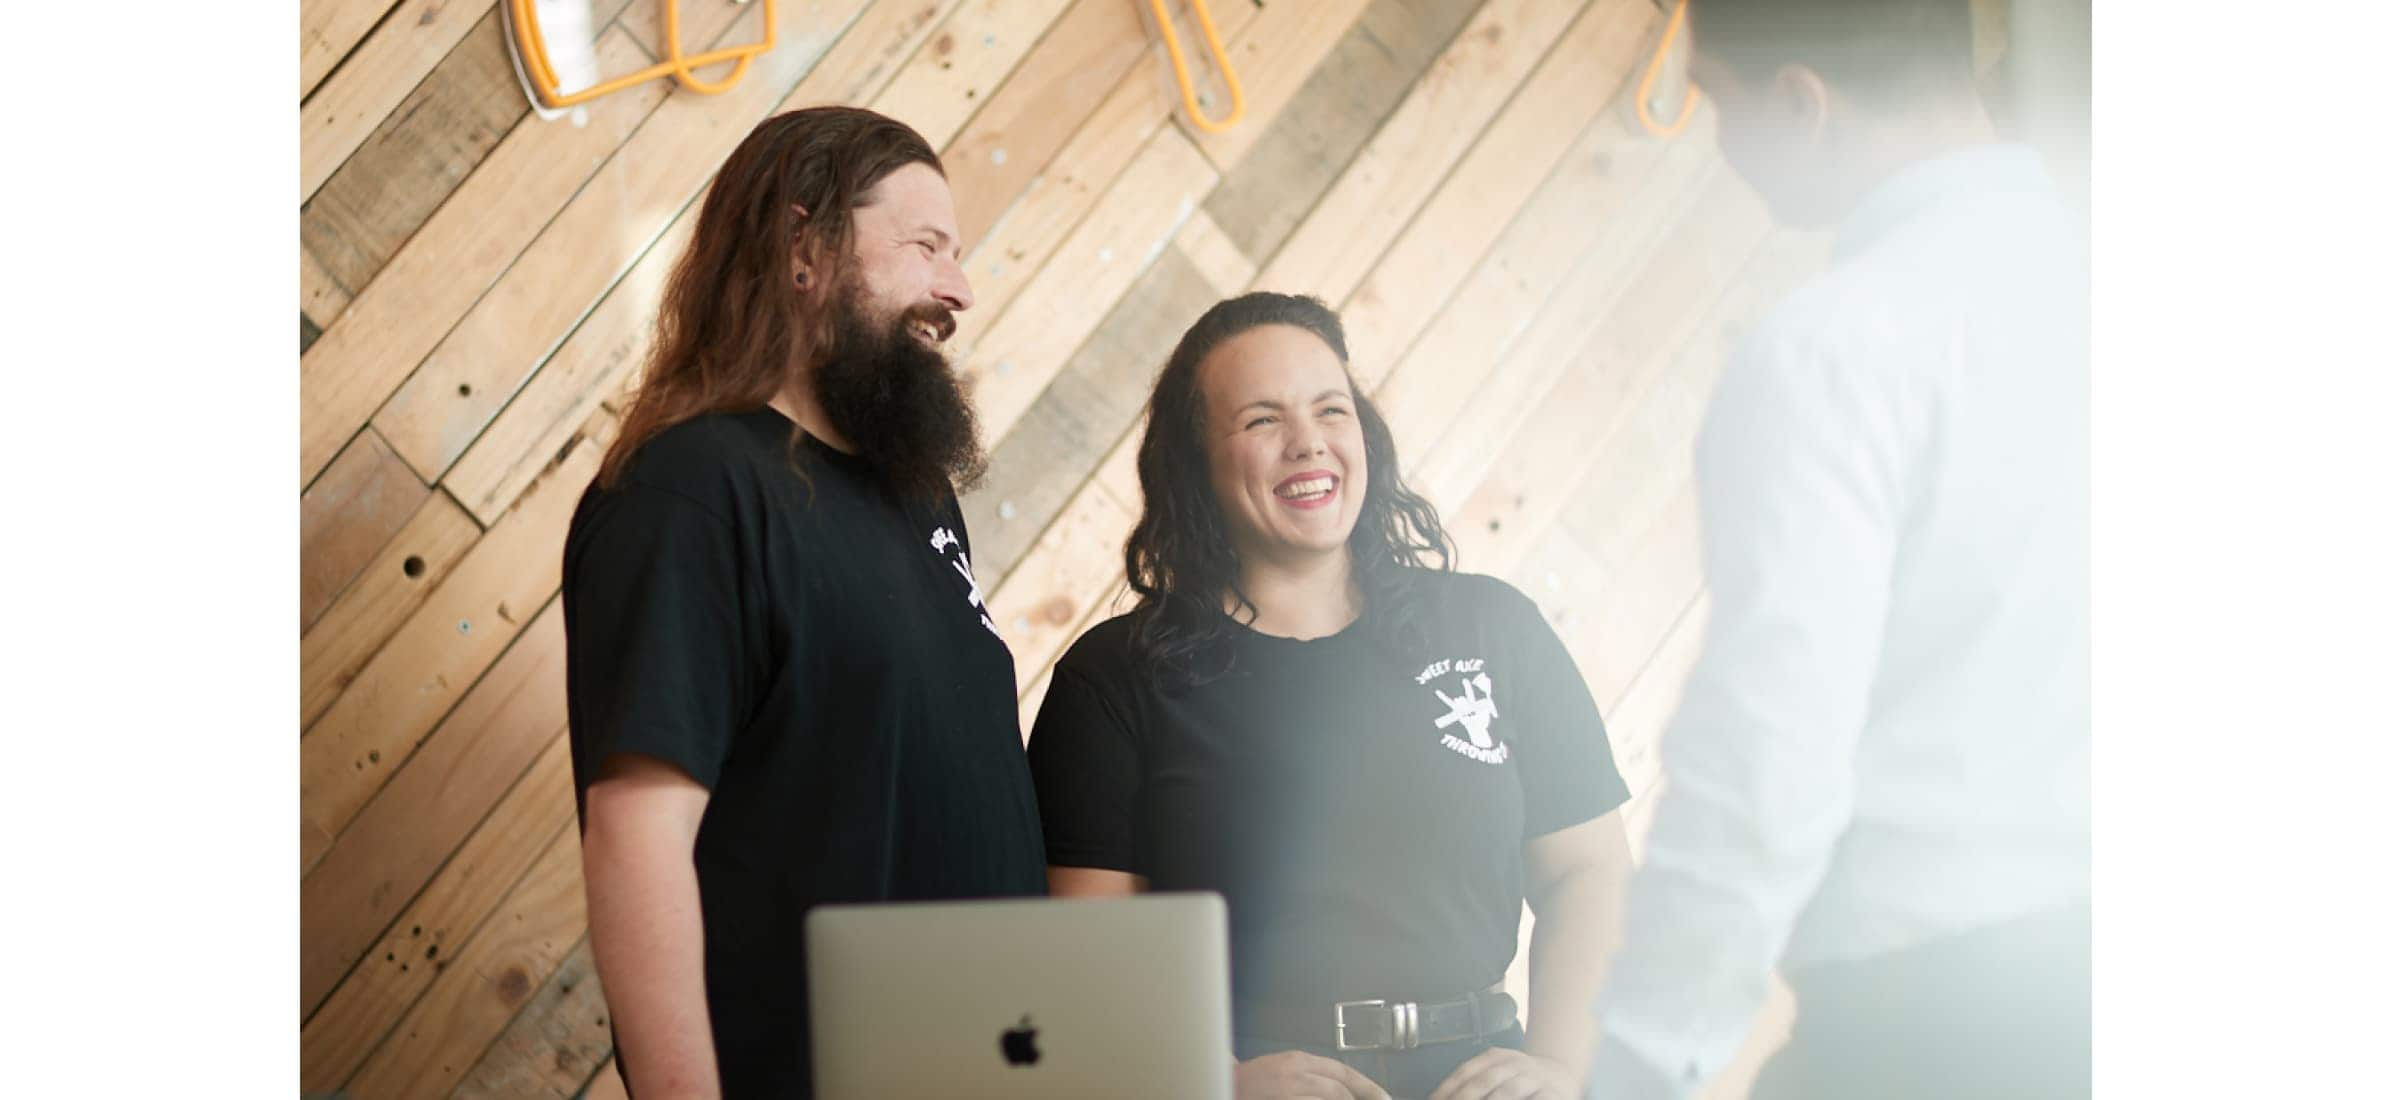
[1771,63,1833,145]
[790,204,816,291]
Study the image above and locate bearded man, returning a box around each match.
[561,106,1045,1099]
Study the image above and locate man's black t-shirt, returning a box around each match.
[1026,569,1629,1037]
[561,407,1046,1097]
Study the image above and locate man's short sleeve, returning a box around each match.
[562,485,753,791]
[1491,580,1632,837]
[1024,663,1140,873]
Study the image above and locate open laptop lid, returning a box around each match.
[806,892,1232,1100]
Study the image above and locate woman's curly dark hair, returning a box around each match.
[1123,292,1455,688]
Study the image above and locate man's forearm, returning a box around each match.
[584,822,720,1098]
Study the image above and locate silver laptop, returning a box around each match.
[806,893,1233,1099]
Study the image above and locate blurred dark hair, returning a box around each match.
[1122,292,1454,689]
[599,106,942,488]
[1690,0,1977,106]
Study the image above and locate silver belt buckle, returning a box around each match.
[1333,998,1419,1051]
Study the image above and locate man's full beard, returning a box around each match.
[811,282,988,499]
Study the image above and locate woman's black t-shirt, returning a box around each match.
[1025,569,1629,1034]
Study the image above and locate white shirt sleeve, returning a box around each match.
[1585,304,1921,1098]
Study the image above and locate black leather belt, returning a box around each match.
[1246,985,1517,1052]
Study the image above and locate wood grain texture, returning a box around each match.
[342,822,588,1099]
[1254,0,1625,315]
[303,0,407,99]
[301,238,355,335]
[301,7,532,296]
[301,733,576,1089]
[580,1058,631,1100]
[302,489,484,728]
[872,0,1080,149]
[960,244,1223,581]
[301,428,430,632]
[300,24,669,489]
[954,126,1217,448]
[302,598,570,1019]
[1178,0,1376,171]
[1331,0,1658,378]
[452,936,613,1099]
[1201,0,1484,265]
[300,414,609,872]
[302,0,500,201]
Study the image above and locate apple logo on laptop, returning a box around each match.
[1000,1014,1041,1067]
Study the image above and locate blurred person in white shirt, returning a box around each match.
[1581,2,2090,1097]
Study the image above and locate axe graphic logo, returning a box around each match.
[929,526,1002,641]
[1417,657,1508,765]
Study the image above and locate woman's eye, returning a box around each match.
[1321,405,1350,418]
[1245,416,1276,430]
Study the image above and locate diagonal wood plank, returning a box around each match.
[302,597,570,1018]
[364,0,956,485]
[302,428,431,633]
[581,1058,630,1100]
[301,6,542,296]
[303,0,653,301]
[954,126,1217,448]
[341,821,588,1099]
[452,936,613,1100]
[1201,0,1490,266]
[960,245,1226,580]
[873,0,1080,149]
[300,414,610,872]
[301,0,499,202]
[1253,0,1641,306]
[303,0,407,99]
[944,0,1250,247]
[1177,0,1376,172]
[302,238,355,336]
[1373,111,1721,462]
[300,24,670,490]
[441,212,694,526]
[1440,222,1814,588]
[1332,0,1658,381]
[1404,128,1747,510]
[987,475,1138,692]
[301,733,576,1088]
[302,490,485,728]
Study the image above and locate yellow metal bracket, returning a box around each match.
[508,0,779,111]
[1636,0,1701,139]
[1149,0,1246,135]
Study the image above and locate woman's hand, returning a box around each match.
[1426,1048,1582,1100]
[1235,1050,1393,1100]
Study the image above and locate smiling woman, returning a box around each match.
[1118,293,1449,685]
[1027,292,1644,1100]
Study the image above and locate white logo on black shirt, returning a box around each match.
[930,526,1002,640]
[1416,657,1508,764]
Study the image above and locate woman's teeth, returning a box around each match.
[1276,476,1334,500]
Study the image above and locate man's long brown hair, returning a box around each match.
[597,106,944,488]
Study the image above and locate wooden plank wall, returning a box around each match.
[297,0,1844,1094]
